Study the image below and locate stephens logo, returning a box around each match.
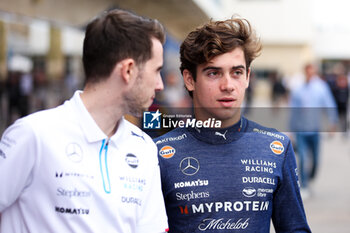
[159,146,176,159]
[270,141,284,155]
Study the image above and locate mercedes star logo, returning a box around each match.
[180,157,200,176]
[65,143,83,163]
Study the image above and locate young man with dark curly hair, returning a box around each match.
[154,17,311,233]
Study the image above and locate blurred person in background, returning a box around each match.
[270,71,287,107]
[332,73,349,131]
[0,9,168,233]
[32,68,48,111]
[155,17,311,233]
[5,71,21,126]
[18,71,33,117]
[289,63,338,198]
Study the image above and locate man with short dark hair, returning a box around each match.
[0,9,168,233]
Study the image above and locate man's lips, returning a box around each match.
[217,97,236,107]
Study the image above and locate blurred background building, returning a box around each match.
[1,0,349,128]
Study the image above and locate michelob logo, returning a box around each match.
[270,141,284,155]
[159,146,176,159]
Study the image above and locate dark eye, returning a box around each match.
[207,70,221,78]
[232,70,243,77]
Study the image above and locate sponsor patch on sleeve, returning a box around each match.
[270,141,284,155]
[159,145,176,159]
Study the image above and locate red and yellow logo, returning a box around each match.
[270,141,284,155]
[159,146,176,159]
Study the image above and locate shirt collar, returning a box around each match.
[188,117,246,144]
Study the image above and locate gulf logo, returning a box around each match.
[159,146,176,159]
[270,141,284,155]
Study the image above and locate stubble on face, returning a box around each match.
[123,72,147,117]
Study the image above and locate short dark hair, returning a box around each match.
[180,17,262,97]
[83,9,165,83]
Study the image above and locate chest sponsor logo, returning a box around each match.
[241,159,277,174]
[125,153,138,168]
[56,187,91,198]
[180,157,200,176]
[55,172,94,179]
[65,143,83,163]
[159,145,176,159]
[242,176,276,185]
[270,141,284,155]
[198,218,250,231]
[121,196,142,206]
[257,188,274,197]
[174,179,209,189]
[119,176,146,192]
[55,206,89,215]
[242,187,256,198]
[179,200,269,215]
[176,190,210,201]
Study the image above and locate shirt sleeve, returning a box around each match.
[271,141,311,233]
[135,145,168,233]
[0,119,38,212]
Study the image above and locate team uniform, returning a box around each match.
[154,117,311,233]
[0,91,168,233]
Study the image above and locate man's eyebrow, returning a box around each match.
[232,65,246,70]
[202,65,246,72]
[202,66,221,72]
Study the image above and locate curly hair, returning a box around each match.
[180,16,262,96]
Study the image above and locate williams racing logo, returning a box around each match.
[270,141,284,155]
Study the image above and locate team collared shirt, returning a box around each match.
[154,117,311,233]
[0,91,168,233]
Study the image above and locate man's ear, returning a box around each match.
[118,58,136,84]
[183,69,195,92]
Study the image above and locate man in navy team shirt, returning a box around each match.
[154,17,311,232]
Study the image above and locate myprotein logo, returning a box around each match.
[159,145,176,159]
[179,200,269,215]
[270,141,284,155]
